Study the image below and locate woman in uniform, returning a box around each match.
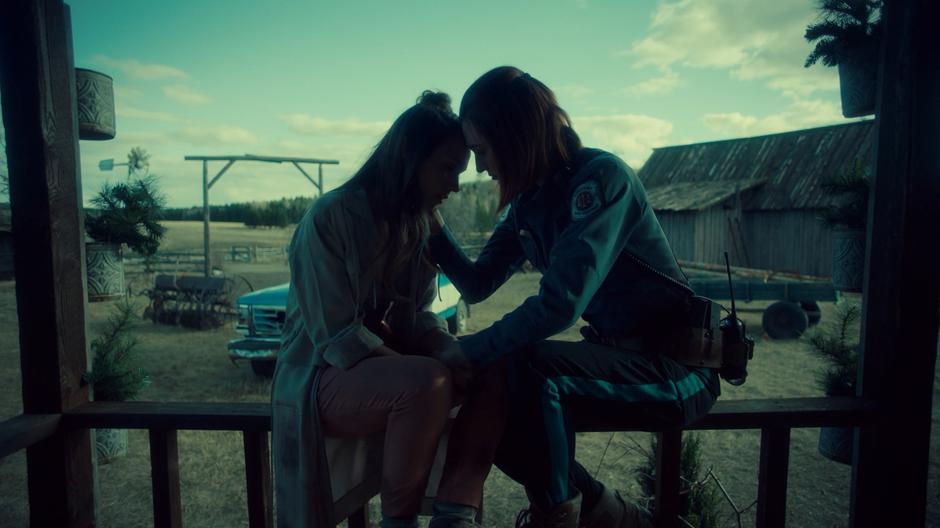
[428,67,720,528]
[272,91,469,528]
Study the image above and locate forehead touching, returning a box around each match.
[436,136,470,165]
[461,121,483,149]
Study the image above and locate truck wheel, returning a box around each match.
[447,299,469,334]
[762,301,809,340]
[250,360,275,377]
[800,301,822,326]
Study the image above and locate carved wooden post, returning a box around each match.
[850,0,940,526]
[0,0,96,525]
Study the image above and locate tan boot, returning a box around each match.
[579,485,653,528]
[515,490,581,528]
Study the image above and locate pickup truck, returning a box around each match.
[228,273,469,376]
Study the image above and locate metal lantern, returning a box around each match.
[75,68,115,140]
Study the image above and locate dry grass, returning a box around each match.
[1,221,939,527]
[156,221,296,253]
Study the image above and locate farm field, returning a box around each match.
[0,221,938,527]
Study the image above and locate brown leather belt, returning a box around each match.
[580,326,644,351]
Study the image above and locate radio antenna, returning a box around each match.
[724,251,737,319]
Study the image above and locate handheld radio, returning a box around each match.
[718,252,754,385]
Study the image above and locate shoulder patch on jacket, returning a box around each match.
[571,180,602,220]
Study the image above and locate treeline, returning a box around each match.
[163,196,313,228]
[159,180,502,235]
[438,179,501,247]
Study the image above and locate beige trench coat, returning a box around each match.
[271,185,446,527]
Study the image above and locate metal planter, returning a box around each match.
[818,425,853,465]
[838,45,878,118]
[95,427,128,464]
[75,68,115,140]
[86,242,125,302]
[831,228,866,292]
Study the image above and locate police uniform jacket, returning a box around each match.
[272,185,446,527]
[429,147,688,365]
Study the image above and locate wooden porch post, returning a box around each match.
[850,0,940,526]
[0,0,96,526]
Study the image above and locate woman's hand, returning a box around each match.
[435,340,473,392]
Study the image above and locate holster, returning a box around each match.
[648,295,724,369]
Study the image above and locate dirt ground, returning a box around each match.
[1,221,938,527]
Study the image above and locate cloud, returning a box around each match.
[574,114,674,168]
[556,84,595,100]
[702,98,849,138]
[622,0,839,98]
[172,125,259,146]
[162,84,213,105]
[280,114,390,137]
[92,54,189,81]
[626,70,682,96]
[116,104,183,123]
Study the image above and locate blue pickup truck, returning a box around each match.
[228,273,469,376]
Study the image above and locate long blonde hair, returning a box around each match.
[341,91,461,300]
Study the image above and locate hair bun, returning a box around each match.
[417,90,454,114]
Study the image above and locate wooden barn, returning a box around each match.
[640,121,875,277]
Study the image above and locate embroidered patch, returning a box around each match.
[571,181,602,220]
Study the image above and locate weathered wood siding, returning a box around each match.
[693,208,735,265]
[656,208,832,276]
[742,209,831,277]
[655,211,695,261]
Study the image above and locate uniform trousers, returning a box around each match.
[493,338,721,509]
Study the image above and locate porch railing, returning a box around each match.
[0,395,882,528]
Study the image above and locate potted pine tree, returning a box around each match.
[804,0,883,117]
[83,301,150,463]
[819,162,870,292]
[85,172,166,301]
[805,299,860,464]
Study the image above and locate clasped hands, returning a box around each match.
[418,327,473,392]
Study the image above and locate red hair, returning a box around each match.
[459,66,581,209]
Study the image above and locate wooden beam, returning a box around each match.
[290,160,317,187]
[65,401,273,431]
[756,427,790,528]
[0,413,61,460]
[62,397,880,434]
[346,507,368,528]
[0,0,96,526]
[184,154,339,164]
[207,159,236,190]
[850,0,940,526]
[579,396,881,432]
[202,159,210,277]
[244,431,273,528]
[654,429,681,528]
[150,429,182,528]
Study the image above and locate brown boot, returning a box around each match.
[515,490,581,528]
[579,485,653,528]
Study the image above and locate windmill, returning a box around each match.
[127,147,151,178]
[99,146,151,179]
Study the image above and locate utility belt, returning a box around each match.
[582,295,753,384]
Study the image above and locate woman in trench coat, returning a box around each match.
[272,91,470,528]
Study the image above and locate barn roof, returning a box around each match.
[638,120,875,211]
[645,179,766,211]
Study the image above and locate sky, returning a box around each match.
[13,0,863,207]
